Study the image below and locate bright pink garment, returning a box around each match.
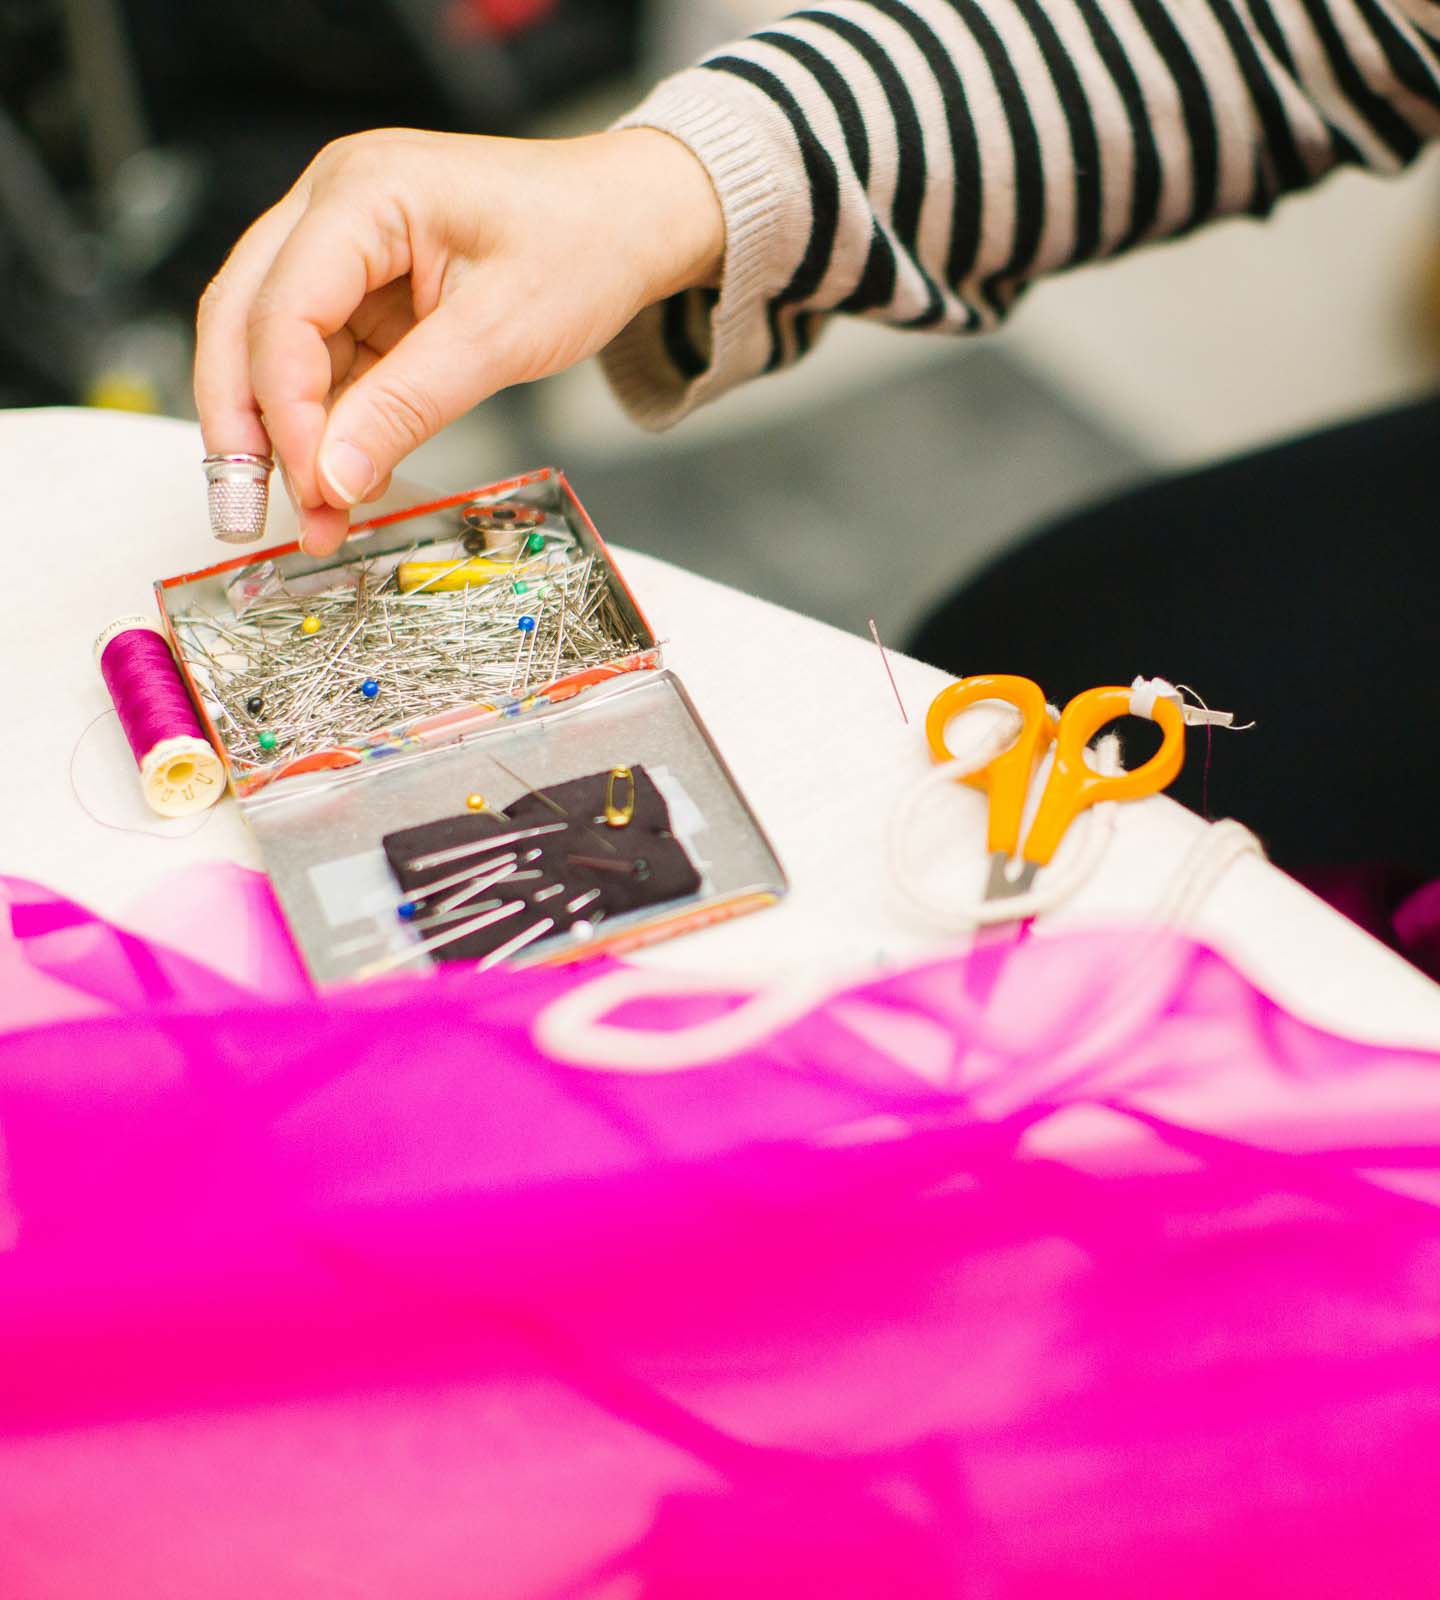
[3,873,1440,1597]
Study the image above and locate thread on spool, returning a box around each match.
[94,616,225,817]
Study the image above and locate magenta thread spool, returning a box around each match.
[94,615,225,817]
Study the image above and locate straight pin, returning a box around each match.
[488,755,619,857]
[867,617,909,725]
[169,536,645,771]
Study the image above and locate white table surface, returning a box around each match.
[6,406,1439,1044]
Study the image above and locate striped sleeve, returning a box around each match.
[599,0,1440,429]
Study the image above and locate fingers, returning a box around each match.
[194,193,306,458]
[195,154,417,552]
[321,282,417,403]
[196,190,355,554]
[245,197,404,553]
[348,278,416,357]
[324,326,358,391]
[317,279,518,512]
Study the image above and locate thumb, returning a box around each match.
[316,302,513,510]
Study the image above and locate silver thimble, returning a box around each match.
[203,452,273,543]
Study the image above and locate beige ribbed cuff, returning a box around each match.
[600,69,810,431]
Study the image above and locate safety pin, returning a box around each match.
[602,765,635,828]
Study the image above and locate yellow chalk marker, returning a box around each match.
[397,558,513,593]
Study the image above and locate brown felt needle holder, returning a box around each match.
[381,765,704,965]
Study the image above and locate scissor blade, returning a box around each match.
[984,854,1012,900]
[984,854,1039,901]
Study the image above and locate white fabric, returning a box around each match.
[6,408,1439,1043]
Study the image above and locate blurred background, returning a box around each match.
[4,0,1439,648]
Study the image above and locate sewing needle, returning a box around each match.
[404,821,567,873]
[868,617,909,725]
[355,900,527,979]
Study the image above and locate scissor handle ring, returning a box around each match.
[1022,686,1187,867]
[925,674,1056,858]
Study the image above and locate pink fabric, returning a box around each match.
[3,874,1440,1596]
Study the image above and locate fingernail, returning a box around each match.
[279,462,299,512]
[319,440,376,507]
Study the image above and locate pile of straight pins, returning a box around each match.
[171,535,642,768]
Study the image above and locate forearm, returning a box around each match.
[603,0,1440,428]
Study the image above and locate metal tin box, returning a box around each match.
[155,468,786,984]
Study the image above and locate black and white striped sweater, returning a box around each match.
[599,0,1440,427]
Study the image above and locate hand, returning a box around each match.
[194,127,725,555]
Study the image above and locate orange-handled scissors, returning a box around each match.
[925,673,1186,899]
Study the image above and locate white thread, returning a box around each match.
[68,709,217,841]
[532,811,1264,1075]
[927,703,1024,775]
[976,818,1266,1095]
[888,686,1264,931]
[532,815,1264,1074]
[532,692,1267,1076]
[532,966,839,1073]
[1151,817,1264,926]
[887,736,1124,928]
